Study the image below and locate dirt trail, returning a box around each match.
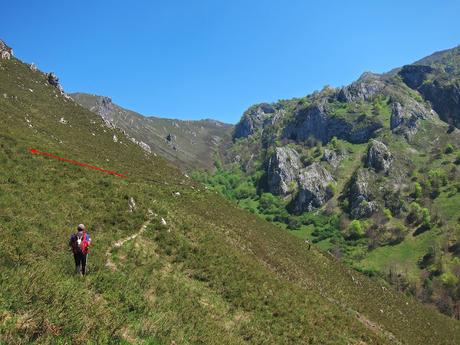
[105,218,152,271]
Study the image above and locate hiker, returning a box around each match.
[305,239,311,250]
[69,224,91,275]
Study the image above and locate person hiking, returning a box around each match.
[69,224,91,275]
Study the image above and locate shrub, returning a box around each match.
[422,208,432,229]
[440,272,459,287]
[414,182,423,199]
[454,154,460,165]
[347,220,364,239]
[383,208,392,220]
[445,144,454,154]
[407,202,423,224]
[326,182,337,197]
[330,136,338,149]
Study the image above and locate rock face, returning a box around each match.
[233,103,283,139]
[337,72,386,103]
[267,147,302,196]
[292,163,334,213]
[390,99,433,138]
[365,140,393,174]
[399,65,435,89]
[418,81,460,128]
[0,40,13,60]
[283,101,382,144]
[399,64,460,128]
[348,169,379,219]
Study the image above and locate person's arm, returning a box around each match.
[69,235,75,251]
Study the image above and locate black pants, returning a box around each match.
[73,252,87,275]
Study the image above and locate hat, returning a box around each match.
[77,224,85,231]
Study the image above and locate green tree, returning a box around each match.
[422,208,432,229]
[348,220,364,239]
[414,182,423,199]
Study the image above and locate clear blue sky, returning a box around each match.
[3,0,459,123]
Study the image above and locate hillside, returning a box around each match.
[195,46,460,318]
[69,92,233,170]
[1,44,460,344]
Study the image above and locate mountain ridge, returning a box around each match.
[196,44,460,319]
[69,92,233,170]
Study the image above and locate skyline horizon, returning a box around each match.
[16,41,458,125]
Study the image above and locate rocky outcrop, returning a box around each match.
[266,147,302,196]
[233,103,283,139]
[47,72,64,93]
[348,169,379,219]
[399,64,460,128]
[292,163,334,213]
[166,133,176,142]
[322,149,344,169]
[418,80,460,128]
[166,133,178,150]
[138,141,151,153]
[0,40,13,60]
[337,72,386,103]
[365,140,393,174]
[399,65,435,89]
[283,100,382,144]
[390,99,433,138]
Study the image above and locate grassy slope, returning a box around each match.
[69,92,233,171]
[0,58,459,344]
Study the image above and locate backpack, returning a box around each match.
[80,231,90,255]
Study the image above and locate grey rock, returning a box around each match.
[128,197,136,212]
[322,149,344,169]
[0,40,13,60]
[138,141,151,153]
[418,80,460,128]
[399,64,460,128]
[365,140,393,174]
[283,100,381,144]
[166,133,176,143]
[399,65,435,89]
[292,163,334,213]
[349,169,379,219]
[390,100,433,138]
[267,147,302,196]
[233,103,283,139]
[337,72,386,103]
[283,101,330,142]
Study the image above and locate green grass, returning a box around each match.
[356,228,438,280]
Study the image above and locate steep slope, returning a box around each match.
[197,46,460,318]
[69,92,233,170]
[1,46,460,344]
